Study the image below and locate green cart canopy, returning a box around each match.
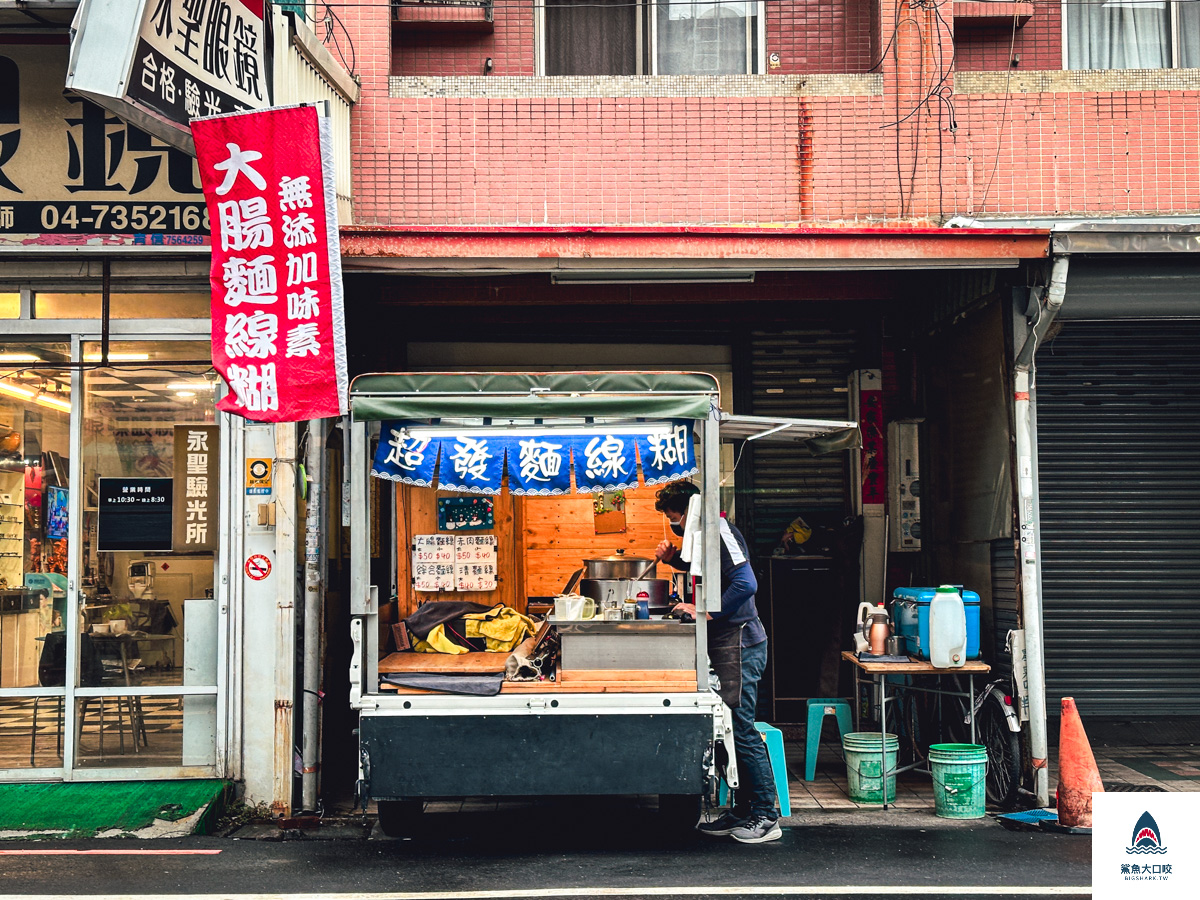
[350,371,721,422]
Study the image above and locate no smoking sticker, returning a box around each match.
[245,554,272,581]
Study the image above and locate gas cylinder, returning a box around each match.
[929,584,967,668]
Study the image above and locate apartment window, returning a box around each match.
[542,0,763,76]
[1066,0,1200,69]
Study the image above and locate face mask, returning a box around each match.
[670,522,685,536]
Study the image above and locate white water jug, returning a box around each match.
[854,602,873,653]
[928,584,967,668]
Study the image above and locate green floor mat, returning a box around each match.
[0,779,230,838]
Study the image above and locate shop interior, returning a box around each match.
[0,339,220,772]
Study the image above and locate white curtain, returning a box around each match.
[1180,3,1200,68]
[656,1,751,75]
[1066,0,1170,69]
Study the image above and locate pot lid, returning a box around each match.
[584,551,653,563]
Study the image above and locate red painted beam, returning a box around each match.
[340,226,1050,262]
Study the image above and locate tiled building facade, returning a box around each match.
[338,1,1199,226]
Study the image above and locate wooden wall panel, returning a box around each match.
[394,481,678,615]
[394,483,523,619]
[521,484,671,599]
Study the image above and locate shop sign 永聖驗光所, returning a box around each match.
[172,425,219,552]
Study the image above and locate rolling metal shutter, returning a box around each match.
[1036,319,1200,715]
[746,327,857,555]
[991,538,1019,682]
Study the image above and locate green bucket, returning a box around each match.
[929,743,988,819]
[841,732,899,804]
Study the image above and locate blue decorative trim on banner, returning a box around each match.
[370,423,696,494]
[572,432,639,494]
[438,434,506,494]
[636,420,698,486]
[371,422,439,487]
[504,436,572,496]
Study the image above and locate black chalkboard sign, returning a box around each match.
[437,496,494,532]
[97,477,173,552]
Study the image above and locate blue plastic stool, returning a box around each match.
[805,697,854,781]
[717,722,791,817]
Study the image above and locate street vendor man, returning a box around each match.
[654,481,781,844]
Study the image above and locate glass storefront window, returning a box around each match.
[0,295,19,319]
[3,697,66,769]
[35,293,209,319]
[72,692,216,769]
[81,341,218,691]
[0,342,71,693]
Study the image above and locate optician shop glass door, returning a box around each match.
[0,337,226,780]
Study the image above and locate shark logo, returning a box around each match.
[1127,810,1168,855]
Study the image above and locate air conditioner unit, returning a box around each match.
[888,420,921,552]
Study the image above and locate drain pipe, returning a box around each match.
[1013,255,1068,807]
[301,419,325,813]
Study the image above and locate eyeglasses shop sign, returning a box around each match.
[67,0,271,146]
[0,44,207,246]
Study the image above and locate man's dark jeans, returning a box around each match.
[729,638,777,820]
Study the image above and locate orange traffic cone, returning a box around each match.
[1057,696,1104,828]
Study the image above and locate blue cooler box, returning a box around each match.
[891,587,981,660]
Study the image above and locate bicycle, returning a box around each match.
[879,654,1025,808]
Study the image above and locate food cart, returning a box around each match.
[346,372,858,836]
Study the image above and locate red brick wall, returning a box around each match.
[349,89,1200,225]
[391,0,875,76]
[392,0,536,76]
[767,0,875,74]
[345,1,1200,226]
[954,2,1063,72]
[353,97,805,224]
[805,90,1200,221]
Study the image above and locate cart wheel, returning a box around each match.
[977,696,1022,809]
[658,794,702,830]
[376,799,424,838]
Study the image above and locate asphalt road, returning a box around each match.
[0,804,1092,899]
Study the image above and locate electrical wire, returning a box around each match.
[976,12,1022,216]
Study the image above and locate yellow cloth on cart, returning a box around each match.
[463,607,538,652]
[412,624,469,655]
[411,607,537,654]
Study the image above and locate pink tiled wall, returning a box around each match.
[954,2,1064,72]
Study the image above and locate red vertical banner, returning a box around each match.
[859,386,885,505]
[191,105,347,421]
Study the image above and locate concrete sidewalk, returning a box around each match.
[787,714,1200,818]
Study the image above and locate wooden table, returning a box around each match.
[840,651,991,809]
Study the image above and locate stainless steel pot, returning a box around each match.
[583,551,656,580]
[580,578,670,613]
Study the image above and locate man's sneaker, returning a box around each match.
[730,814,783,844]
[695,810,749,836]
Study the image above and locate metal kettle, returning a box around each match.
[858,602,891,655]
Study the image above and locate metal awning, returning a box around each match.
[719,412,861,455]
[339,226,1051,275]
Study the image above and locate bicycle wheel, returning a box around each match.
[976,692,1022,808]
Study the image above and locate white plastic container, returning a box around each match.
[928,584,967,668]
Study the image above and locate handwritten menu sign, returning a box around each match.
[412,534,455,591]
[455,535,497,592]
[412,534,497,592]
